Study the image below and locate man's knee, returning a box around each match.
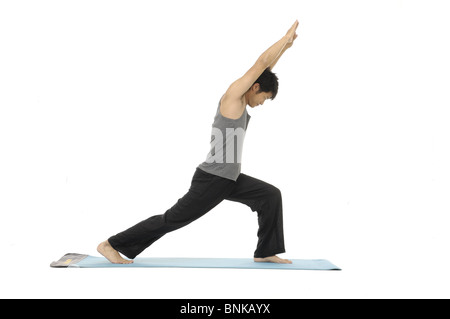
[266,184,282,200]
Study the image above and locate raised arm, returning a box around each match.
[221,20,299,118]
[269,32,298,71]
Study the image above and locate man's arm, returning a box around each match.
[221,20,299,117]
[269,32,298,71]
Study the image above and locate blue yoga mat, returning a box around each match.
[50,253,340,270]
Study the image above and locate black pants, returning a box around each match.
[108,168,285,259]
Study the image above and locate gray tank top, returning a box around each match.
[198,100,251,181]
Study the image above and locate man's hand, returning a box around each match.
[285,20,299,48]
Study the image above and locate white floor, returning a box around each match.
[2,247,450,299]
[3,206,450,299]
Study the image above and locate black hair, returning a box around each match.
[254,68,279,99]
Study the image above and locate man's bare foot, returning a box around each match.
[254,255,292,264]
[97,240,133,264]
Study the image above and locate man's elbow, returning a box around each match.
[256,56,270,69]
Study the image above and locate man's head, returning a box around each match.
[245,68,279,108]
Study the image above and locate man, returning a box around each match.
[98,20,299,264]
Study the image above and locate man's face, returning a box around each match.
[251,91,272,108]
[248,84,273,108]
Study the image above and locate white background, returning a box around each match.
[1,0,449,298]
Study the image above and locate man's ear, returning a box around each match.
[252,83,260,92]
